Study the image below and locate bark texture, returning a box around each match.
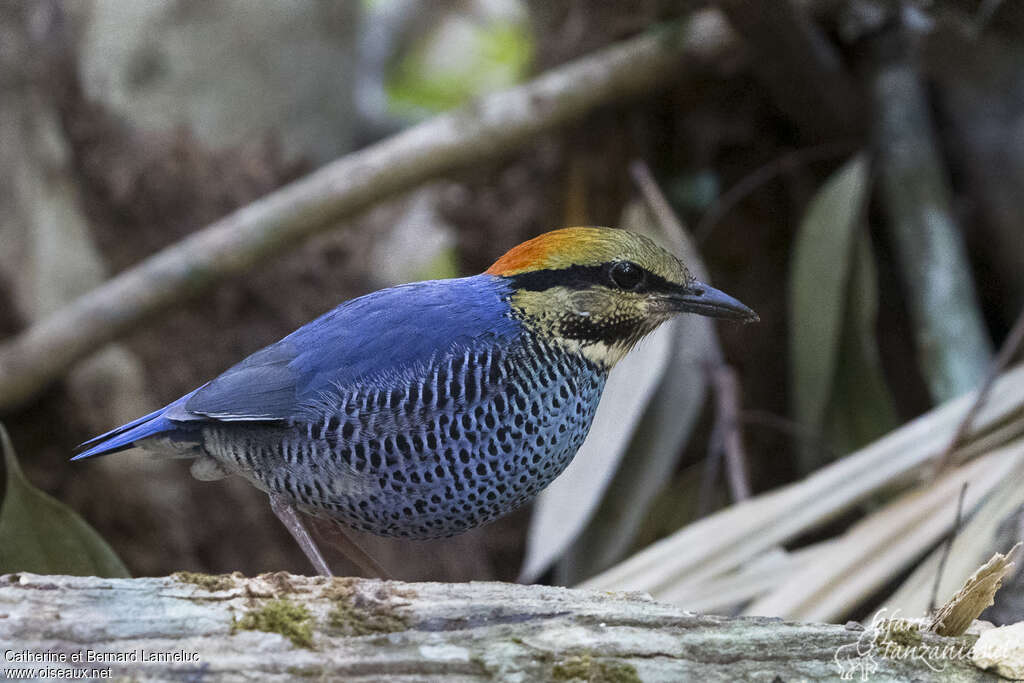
[0,573,1000,682]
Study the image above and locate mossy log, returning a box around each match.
[0,573,1000,682]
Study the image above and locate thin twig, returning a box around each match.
[714,364,752,502]
[740,409,839,462]
[629,160,690,239]
[630,159,752,506]
[694,140,855,243]
[929,482,969,614]
[699,421,725,517]
[932,304,1024,476]
[0,16,739,412]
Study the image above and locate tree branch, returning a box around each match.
[715,0,862,141]
[865,18,994,403]
[0,13,737,412]
[0,573,998,681]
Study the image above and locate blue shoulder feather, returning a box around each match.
[73,275,519,458]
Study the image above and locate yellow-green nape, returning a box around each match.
[485,227,691,283]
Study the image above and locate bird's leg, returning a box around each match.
[269,494,333,577]
[313,519,394,580]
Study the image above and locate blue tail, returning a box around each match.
[72,408,177,460]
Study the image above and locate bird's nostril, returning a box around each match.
[692,287,705,297]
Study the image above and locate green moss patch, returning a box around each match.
[552,653,641,683]
[236,598,314,648]
[324,580,412,636]
[172,571,237,592]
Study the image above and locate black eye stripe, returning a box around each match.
[507,263,676,293]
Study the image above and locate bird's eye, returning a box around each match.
[608,261,645,290]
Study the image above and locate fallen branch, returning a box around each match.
[0,13,737,412]
[0,573,998,681]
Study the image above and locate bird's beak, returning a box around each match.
[668,281,759,322]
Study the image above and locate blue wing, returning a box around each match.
[73,275,519,458]
[183,275,520,420]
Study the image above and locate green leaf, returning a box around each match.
[789,154,871,472]
[790,155,869,431]
[0,423,130,577]
[822,230,898,454]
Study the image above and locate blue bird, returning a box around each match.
[75,227,756,576]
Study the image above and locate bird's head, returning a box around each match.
[487,227,757,367]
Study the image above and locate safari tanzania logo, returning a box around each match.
[834,609,974,680]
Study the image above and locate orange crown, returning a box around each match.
[485,227,613,276]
